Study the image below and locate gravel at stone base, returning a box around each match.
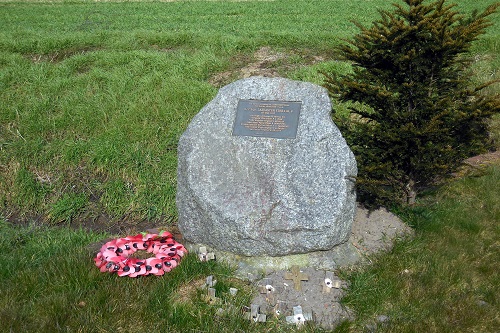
[249,205,413,330]
[251,267,353,329]
[351,204,414,255]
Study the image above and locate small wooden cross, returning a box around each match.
[286,305,313,326]
[323,271,342,293]
[205,275,216,288]
[273,300,286,317]
[198,246,215,261]
[246,304,266,322]
[205,287,217,305]
[258,278,274,294]
[284,266,309,291]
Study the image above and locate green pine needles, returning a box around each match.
[324,0,500,207]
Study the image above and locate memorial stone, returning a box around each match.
[177,76,357,257]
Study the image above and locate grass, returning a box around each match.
[0,221,254,333]
[338,166,500,332]
[0,165,498,332]
[1,0,498,223]
[0,1,388,223]
[0,220,329,333]
[0,0,499,332]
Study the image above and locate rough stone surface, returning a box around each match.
[177,76,357,256]
[185,241,361,280]
[183,202,412,278]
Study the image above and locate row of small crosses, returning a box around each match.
[284,265,342,292]
[197,247,342,325]
[253,266,342,325]
[198,247,218,305]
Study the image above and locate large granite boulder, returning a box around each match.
[177,77,357,257]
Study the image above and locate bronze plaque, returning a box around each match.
[232,99,301,139]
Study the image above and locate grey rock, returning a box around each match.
[351,204,414,255]
[177,76,357,256]
[476,300,488,307]
[376,314,390,324]
[365,323,377,333]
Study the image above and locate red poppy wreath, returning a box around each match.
[94,231,187,277]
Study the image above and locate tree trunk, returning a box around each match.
[406,179,417,206]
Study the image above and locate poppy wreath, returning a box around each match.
[94,231,187,277]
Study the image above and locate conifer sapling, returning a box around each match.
[324,0,500,206]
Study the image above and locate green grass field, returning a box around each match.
[1,0,499,332]
[0,0,397,224]
[1,166,498,332]
[1,0,498,223]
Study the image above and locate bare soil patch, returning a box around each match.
[173,277,207,304]
[209,46,326,87]
[462,150,500,167]
[453,150,500,178]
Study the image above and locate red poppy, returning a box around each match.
[129,261,147,278]
[117,264,133,277]
[146,258,164,276]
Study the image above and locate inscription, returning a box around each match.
[233,100,301,139]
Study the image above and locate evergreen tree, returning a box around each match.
[324,0,500,206]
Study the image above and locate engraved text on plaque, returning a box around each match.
[232,99,301,139]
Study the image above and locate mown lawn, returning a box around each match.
[1,165,497,332]
[1,0,393,223]
[1,0,498,224]
[0,0,499,332]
